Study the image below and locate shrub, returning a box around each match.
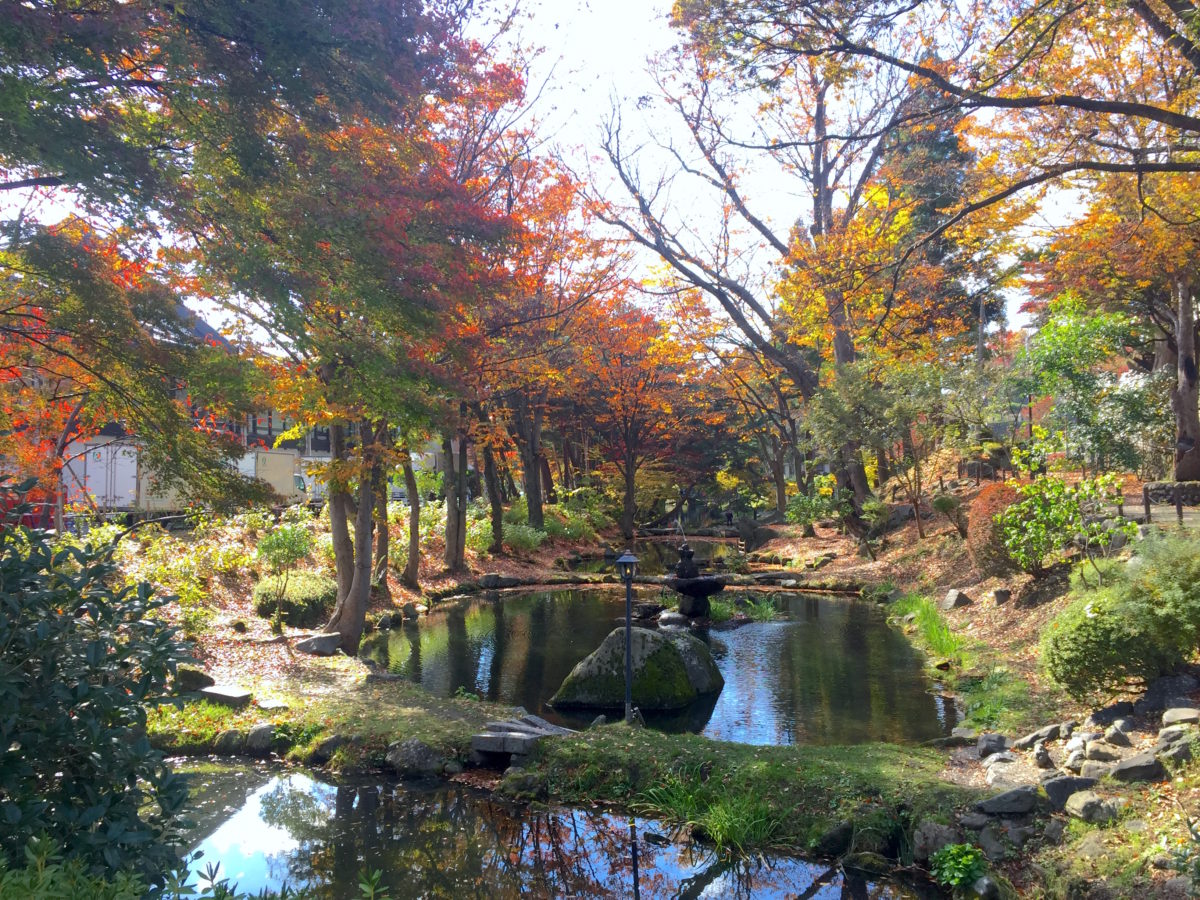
[252,572,337,628]
[931,493,967,538]
[503,523,547,553]
[0,495,190,878]
[1042,534,1200,698]
[257,524,314,633]
[965,482,1020,575]
[929,843,987,889]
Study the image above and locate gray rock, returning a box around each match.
[1159,742,1192,765]
[1043,775,1098,810]
[992,589,1011,606]
[1076,832,1107,858]
[479,573,521,589]
[949,726,979,745]
[986,764,1023,787]
[1109,718,1132,734]
[983,750,1017,768]
[1136,673,1200,714]
[401,602,421,621]
[1111,752,1166,783]
[1103,726,1131,747]
[1087,701,1134,727]
[386,738,443,778]
[1065,790,1120,824]
[1159,725,1193,746]
[308,733,354,765]
[295,633,342,656]
[1080,761,1114,780]
[1163,707,1200,726]
[1065,731,1103,754]
[814,820,855,857]
[658,611,689,627]
[1013,724,1060,750]
[550,627,723,710]
[589,714,607,729]
[443,760,464,775]
[257,698,288,712]
[1063,750,1085,773]
[1043,819,1066,845]
[958,811,990,829]
[175,664,215,693]
[1162,877,1197,899]
[941,588,971,610]
[213,729,245,754]
[1005,823,1036,850]
[971,875,1002,899]
[976,785,1038,815]
[244,724,274,757]
[199,685,252,708]
[1085,741,1124,762]
[977,824,1008,861]
[1034,742,1054,768]
[977,733,1008,759]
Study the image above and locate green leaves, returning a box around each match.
[0,489,191,877]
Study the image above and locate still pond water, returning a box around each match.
[360,588,955,746]
[183,764,927,899]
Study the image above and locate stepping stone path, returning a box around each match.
[470,715,575,762]
[200,685,252,708]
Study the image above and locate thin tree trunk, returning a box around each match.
[401,452,420,590]
[442,434,462,571]
[328,423,354,605]
[372,462,390,600]
[620,459,637,541]
[1173,275,1200,481]
[454,424,468,565]
[480,442,504,554]
[540,456,558,505]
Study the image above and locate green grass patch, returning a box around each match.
[708,598,734,623]
[527,724,977,857]
[743,597,779,622]
[890,594,967,663]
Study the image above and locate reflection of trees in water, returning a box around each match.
[252,780,883,898]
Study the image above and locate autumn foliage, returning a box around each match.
[966,483,1021,576]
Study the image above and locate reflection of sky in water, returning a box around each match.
[185,770,920,899]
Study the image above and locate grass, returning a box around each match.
[524,723,977,858]
[743,596,779,622]
[148,664,512,770]
[890,594,967,663]
[708,598,734,623]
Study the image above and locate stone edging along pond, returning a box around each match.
[422,570,868,603]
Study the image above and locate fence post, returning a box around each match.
[1144,484,1151,524]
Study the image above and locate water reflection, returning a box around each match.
[570,539,738,576]
[361,590,953,746]
[185,768,925,899]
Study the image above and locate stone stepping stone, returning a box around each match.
[200,685,251,709]
[1162,707,1200,726]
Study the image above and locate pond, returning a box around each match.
[360,589,955,746]
[182,763,930,899]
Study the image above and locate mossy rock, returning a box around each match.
[175,664,215,693]
[549,627,723,711]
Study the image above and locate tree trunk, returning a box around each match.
[620,460,637,541]
[372,461,390,600]
[540,456,558,505]
[326,429,376,653]
[509,390,545,529]
[400,452,420,590]
[442,434,465,572]
[480,441,504,554]
[454,425,468,564]
[874,446,890,487]
[1173,275,1200,481]
[328,423,354,605]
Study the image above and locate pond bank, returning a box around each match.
[149,650,982,887]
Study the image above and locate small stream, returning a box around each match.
[181,763,929,899]
[361,588,955,745]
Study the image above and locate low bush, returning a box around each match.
[965,482,1019,575]
[929,843,987,889]
[252,572,337,628]
[1041,534,1200,699]
[0,492,190,878]
[503,523,547,554]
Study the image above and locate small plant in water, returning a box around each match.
[743,597,778,622]
[929,842,987,890]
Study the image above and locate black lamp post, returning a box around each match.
[615,549,638,725]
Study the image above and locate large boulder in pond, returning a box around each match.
[550,627,723,711]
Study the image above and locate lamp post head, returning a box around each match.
[615,550,638,583]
